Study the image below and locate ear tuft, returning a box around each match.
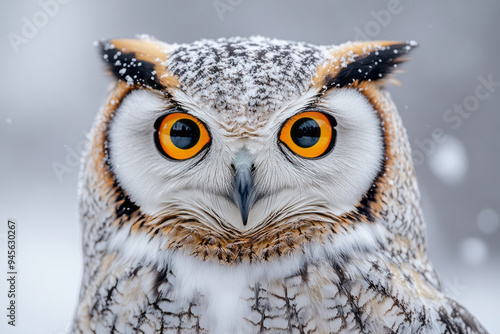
[320,41,417,89]
[98,38,177,90]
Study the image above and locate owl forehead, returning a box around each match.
[166,37,327,127]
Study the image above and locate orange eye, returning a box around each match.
[155,113,210,160]
[279,111,336,159]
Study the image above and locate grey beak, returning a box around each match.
[232,151,254,226]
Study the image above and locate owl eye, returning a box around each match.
[279,111,337,159]
[155,112,210,160]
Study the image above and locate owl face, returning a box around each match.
[109,87,384,231]
[89,36,417,263]
[105,37,393,232]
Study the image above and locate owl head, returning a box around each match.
[81,36,423,265]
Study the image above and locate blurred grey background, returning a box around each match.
[0,0,499,333]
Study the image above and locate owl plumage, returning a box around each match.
[71,36,487,334]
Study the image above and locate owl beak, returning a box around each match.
[232,151,254,226]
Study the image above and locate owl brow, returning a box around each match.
[160,100,187,114]
[322,42,417,92]
[294,97,327,115]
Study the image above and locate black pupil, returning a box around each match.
[290,118,321,148]
[170,119,200,149]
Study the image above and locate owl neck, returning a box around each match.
[73,212,448,334]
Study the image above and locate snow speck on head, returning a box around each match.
[458,237,489,266]
[477,208,500,234]
[428,136,468,185]
[124,75,134,86]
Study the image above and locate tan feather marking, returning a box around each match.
[388,263,441,302]
[409,269,440,301]
[88,82,133,205]
[357,82,401,213]
[121,214,360,265]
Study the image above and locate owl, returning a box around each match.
[71,36,487,334]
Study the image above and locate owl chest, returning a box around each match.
[80,257,404,334]
[146,263,323,333]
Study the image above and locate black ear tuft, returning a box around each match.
[98,39,165,90]
[328,41,417,88]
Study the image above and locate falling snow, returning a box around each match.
[477,208,500,234]
[459,237,489,266]
[428,136,468,185]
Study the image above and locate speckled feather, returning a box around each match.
[71,36,487,334]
